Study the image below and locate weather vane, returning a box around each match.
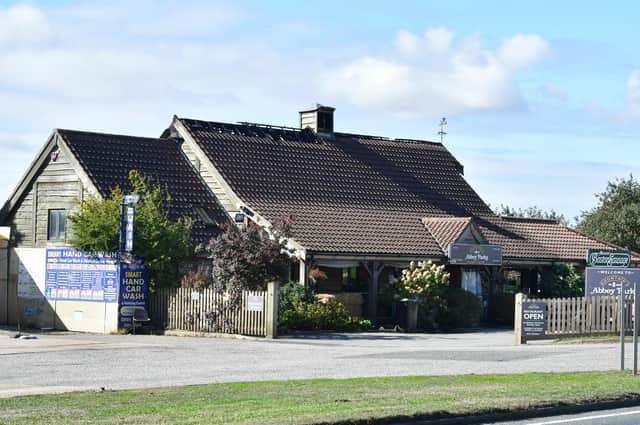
[438,117,447,143]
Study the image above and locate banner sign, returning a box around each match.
[522,301,547,336]
[448,243,503,266]
[45,249,118,302]
[125,206,135,252]
[585,267,640,297]
[586,249,631,268]
[118,258,148,330]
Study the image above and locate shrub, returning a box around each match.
[279,281,355,332]
[489,293,515,325]
[180,271,210,289]
[439,287,482,329]
[399,261,450,299]
[399,261,450,330]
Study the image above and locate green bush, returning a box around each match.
[416,287,482,330]
[439,287,482,329]
[279,282,354,332]
[489,293,515,325]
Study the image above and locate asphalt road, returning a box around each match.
[484,406,640,424]
[0,328,635,397]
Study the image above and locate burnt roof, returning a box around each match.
[57,129,227,242]
[177,117,625,262]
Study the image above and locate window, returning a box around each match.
[48,209,66,241]
[317,112,333,132]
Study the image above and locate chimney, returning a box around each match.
[299,104,335,134]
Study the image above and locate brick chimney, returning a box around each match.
[299,104,335,134]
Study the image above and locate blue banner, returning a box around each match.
[45,249,118,302]
[118,258,148,330]
[125,206,135,252]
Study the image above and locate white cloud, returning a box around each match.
[497,34,550,69]
[628,70,640,113]
[322,28,549,117]
[0,4,51,46]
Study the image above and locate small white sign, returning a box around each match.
[246,295,264,312]
[191,291,200,301]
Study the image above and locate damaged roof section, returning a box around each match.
[56,129,228,243]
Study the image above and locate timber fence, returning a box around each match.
[515,293,635,344]
[148,282,279,338]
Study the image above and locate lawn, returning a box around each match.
[1,372,640,424]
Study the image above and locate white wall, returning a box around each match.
[10,247,118,333]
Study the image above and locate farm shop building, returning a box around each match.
[0,104,629,328]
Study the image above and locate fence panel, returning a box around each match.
[517,294,636,343]
[148,286,275,337]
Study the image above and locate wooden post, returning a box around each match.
[0,238,8,325]
[266,281,279,338]
[514,292,525,345]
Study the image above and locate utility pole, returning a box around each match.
[438,117,447,143]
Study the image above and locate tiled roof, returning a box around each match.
[422,217,474,252]
[57,129,227,242]
[497,217,639,262]
[176,118,627,263]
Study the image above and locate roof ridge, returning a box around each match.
[500,215,559,224]
[56,128,169,142]
[178,117,443,146]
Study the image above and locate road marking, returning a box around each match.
[529,408,640,424]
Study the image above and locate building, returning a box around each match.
[0,105,631,328]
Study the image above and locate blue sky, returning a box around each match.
[1,1,640,222]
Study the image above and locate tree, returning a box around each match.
[190,217,293,332]
[494,204,570,227]
[577,175,640,253]
[69,170,193,289]
[540,263,584,298]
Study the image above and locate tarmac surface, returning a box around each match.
[0,327,633,397]
[483,406,640,424]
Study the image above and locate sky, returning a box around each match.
[1,1,640,223]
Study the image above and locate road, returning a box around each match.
[0,328,635,397]
[483,406,640,424]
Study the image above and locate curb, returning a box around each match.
[321,397,640,425]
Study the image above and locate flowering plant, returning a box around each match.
[399,260,450,299]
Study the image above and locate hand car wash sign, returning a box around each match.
[118,258,148,329]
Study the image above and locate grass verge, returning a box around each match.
[1,372,640,424]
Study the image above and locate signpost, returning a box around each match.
[585,248,637,372]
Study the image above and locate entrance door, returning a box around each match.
[461,268,487,320]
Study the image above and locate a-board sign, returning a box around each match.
[585,268,640,297]
[246,295,264,312]
[586,249,631,268]
[45,249,118,302]
[522,301,547,336]
[448,243,503,266]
